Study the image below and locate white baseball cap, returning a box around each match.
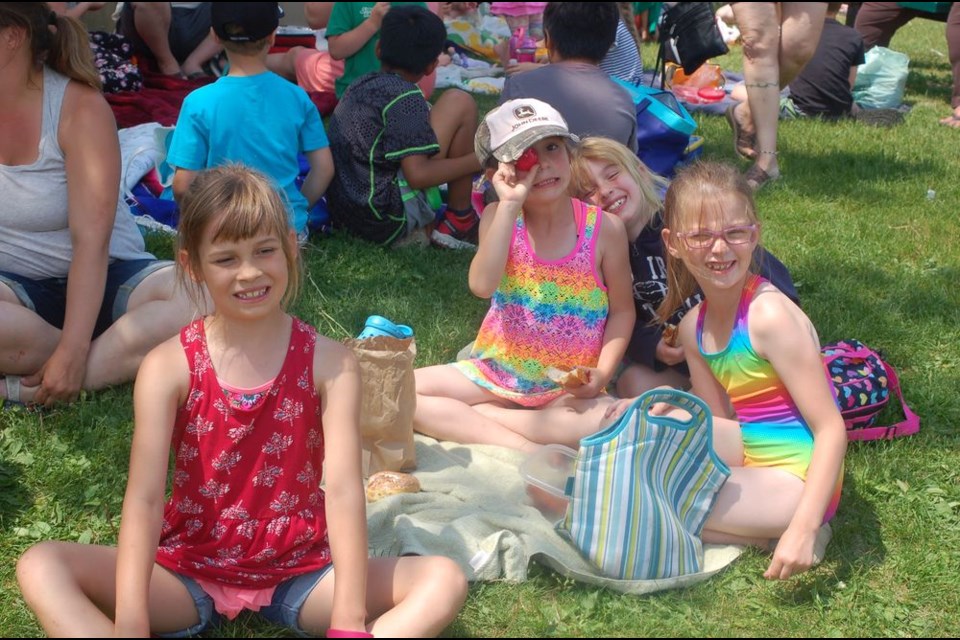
[475,98,579,166]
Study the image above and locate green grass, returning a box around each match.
[3,17,960,637]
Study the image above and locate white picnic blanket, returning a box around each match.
[366,435,744,595]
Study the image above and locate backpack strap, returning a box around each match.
[846,358,920,442]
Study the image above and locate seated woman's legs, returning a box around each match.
[0,283,62,380]
[1,264,205,404]
[124,2,221,77]
[126,2,180,75]
[83,265,204,391]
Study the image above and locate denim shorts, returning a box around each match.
[157,564,334,638]
[0,259,172,339]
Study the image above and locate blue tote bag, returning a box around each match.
[613,77,697,178]
[559,388,730,581]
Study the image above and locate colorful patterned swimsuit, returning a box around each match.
[455,199,608,407]
[697,275,841,522]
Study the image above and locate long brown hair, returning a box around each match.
[656,161,759,323]
[0,3,100,89]
[177,165,301,310]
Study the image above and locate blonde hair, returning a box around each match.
[177,165,301,309]
[569,136,668,228]
[656,161,760,323]
[0,3,100,89]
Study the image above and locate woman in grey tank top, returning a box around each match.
[0,4,205,407]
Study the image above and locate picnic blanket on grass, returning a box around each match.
[366,434,744,594]
[107,70,213,129]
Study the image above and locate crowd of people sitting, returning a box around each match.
[0,1,949,637]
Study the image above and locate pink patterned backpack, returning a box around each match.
[821,340,920,441]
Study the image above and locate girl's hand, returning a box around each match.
[764,524,817,580]
[599,396,632,427]
[491,160,539,207]
[655,339,686,366]
[563,366,608,399]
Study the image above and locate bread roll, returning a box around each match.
[661,323,679,347]
[544,366,590,388]
[365,471,421,502]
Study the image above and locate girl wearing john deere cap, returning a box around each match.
[413,98,636,451]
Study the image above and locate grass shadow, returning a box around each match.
[0,458,31,528]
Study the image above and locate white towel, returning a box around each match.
[366,435,744,594]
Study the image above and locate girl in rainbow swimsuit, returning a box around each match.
[651,160,845,580]
[413,99,635,452]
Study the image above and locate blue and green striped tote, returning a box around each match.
[559,389,730,580]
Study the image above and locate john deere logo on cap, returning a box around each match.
[514,105,536,119]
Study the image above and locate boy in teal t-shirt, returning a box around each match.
[167,2,334,238]
[326,1,427,98]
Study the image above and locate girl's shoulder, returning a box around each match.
[137,330,191,398]
[748,280,803,319]
[595,207,628,246]
[746,281,816,348]
[309,329,360,386]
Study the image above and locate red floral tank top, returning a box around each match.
[154,317,331,587]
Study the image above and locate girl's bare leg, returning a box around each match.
[298,556,468,637]
[414,365,538,451]
[16,541,199,637]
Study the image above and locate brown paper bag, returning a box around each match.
[343,335,417,478]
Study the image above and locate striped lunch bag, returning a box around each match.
[559,389,730,580]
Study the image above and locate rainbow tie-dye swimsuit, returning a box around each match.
[697,274,841,522]
[455,199,608,407]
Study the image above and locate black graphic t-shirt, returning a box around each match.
[327,72,440,245]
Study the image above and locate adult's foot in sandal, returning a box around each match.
[0,375,41,409]
[726,102,757,161]
[744,163,780,192]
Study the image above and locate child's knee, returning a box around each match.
[17,541,59,594]
[422,556,468,609]
[438,88,478,121]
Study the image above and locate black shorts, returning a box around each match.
[0,259,172,339]
[117,2,213,64]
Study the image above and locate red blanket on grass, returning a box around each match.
[107,71,214,129]
[107,69,336,129]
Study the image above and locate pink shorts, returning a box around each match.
[294,49,344,93]
[293,50,435,99]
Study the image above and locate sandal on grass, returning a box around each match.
[743,163,780,192]
[1,375,23,409]
[725,103,757,161]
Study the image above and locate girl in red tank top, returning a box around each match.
[16,166,466,637]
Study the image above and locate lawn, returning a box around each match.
[2,14,959,638]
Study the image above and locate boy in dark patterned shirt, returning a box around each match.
[326,5,481,248]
